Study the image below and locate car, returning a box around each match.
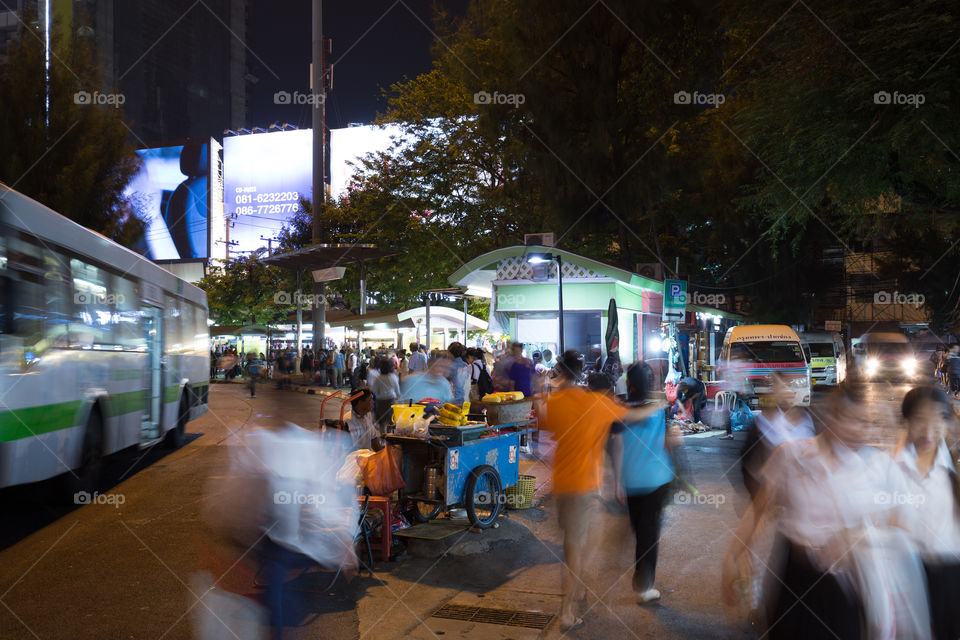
[855,332,918,381]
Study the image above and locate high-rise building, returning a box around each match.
[0,0,250,146]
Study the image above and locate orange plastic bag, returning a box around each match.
[362,446,406,496]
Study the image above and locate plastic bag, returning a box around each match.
[412,415,433,440]
[665,381,678,404]
[362,446,406,496]
[729,398,755,432]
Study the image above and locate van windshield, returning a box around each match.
[731,341,805,363]
[866,342,912,356]
[806,342,834,358]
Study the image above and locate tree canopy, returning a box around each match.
[0,13,144,246]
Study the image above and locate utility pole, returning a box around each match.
[260,236,275,256]
[311,0,327,349]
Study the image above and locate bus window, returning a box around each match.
[70,258,116,348]
[190,302,206,354]
[4,235,71,350]
[180,302,195,354]
[111,274,143,350]
[165,295,182,353]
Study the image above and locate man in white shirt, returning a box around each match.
[407,342,427,374]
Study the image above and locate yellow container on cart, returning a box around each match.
[392,403,426,424]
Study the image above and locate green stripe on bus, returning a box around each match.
[164,385,180,404]
[0,401,82,443]
[106,389,146,417]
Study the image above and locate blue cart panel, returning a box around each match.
[445,432,520,503]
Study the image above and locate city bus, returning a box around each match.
[0,184,209,490]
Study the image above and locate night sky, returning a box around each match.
[246,1,469,130]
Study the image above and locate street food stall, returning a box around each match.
[384,394,536,528]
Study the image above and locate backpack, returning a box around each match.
[477,363,495,397]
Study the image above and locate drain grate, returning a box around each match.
[431,604,554,630]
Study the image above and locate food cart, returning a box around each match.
[385,419,533,529]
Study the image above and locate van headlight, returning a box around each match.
[901,358,917,375]
[865,357,880,374]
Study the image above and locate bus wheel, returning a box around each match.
[164,395,189,449]
[63,408,104,500]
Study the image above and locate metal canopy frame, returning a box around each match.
[259,243,402,353]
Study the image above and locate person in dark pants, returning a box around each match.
[676,375,706,423]
[610,362,677,604]
[245,353,261,398]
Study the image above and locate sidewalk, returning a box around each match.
[347,429,751,639]
[199,383,753,638]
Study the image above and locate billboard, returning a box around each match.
[125,140,220,261]
[329,123,404,199]
[208,138,226,264]
[223,129,313,255]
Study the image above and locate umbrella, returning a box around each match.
[601,298,622,381]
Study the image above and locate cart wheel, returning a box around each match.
[412,495,443,523]
[465,465,502,529]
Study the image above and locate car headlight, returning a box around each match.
[902,358,917,373]
[866,357,880,372]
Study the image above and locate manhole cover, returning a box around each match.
[431,604,553,630]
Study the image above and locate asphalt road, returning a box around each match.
[0,376,938,639]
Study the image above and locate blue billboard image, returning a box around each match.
[125,142,211,260]
[223,129,313,255]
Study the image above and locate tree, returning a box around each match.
[722,0,960,326]
[197,252,291,326]
[0,13,144,246]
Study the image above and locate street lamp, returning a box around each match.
[527,253,564,354]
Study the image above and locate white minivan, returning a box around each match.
[801,332,847,387]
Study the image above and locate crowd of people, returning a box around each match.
[211,336,960,638]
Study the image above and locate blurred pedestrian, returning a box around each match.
[246,353,261,398]
[507,342,535,397]
[537,351,661,631]
[399,355,454,404]
[894,385,960,640]
[610,362,679,603]
[722,385,923,639]
[948,346,960,398]
[446,342,472,405]
[366,356,381,391]
[738,373,814,497]
[371,359,400,430]
[492,347,516,392]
